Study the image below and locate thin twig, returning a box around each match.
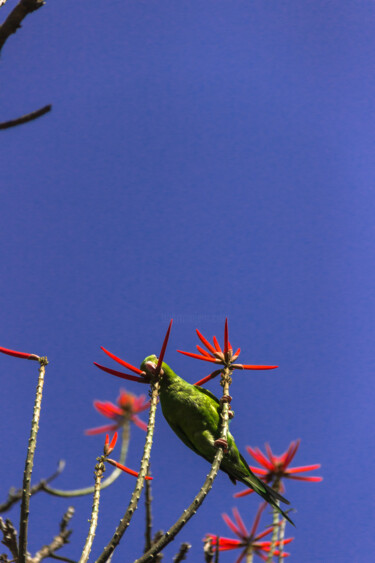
[95,381,160,563]
[32,506,74,563]
[173,542,191,562]
[134,370,232,563]
[0,0,45,53]
[78,455,106,563]
[49,555,77,563]
[277,518,286,562]
[19,356,48,563]
[266,505,279,563]
[144,463,153,553]
[0,105,51,130]
[245,547,253,563]
[0,460,65,513]
[43,424,130,498]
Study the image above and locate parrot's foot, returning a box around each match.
[220,394,232,404]
[214,438,228,453]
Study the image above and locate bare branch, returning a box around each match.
[173,542,191,562]
[0,0,45,53]
[0,518,19,561]
[0,105,51,130]
[31,507,74,563]
[0,460,65,513]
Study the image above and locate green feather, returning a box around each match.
[141,356,294,525]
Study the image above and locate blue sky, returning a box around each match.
[1,1,374,561]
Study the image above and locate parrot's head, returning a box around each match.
[140,355,174,384]
[140,355,159,375]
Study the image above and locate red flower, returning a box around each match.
[177,319,278,386]
[103,433,153,480]
[205,504,293,562]
[234,440,323,498]
[85,389,150,435]
[94,320,172,384]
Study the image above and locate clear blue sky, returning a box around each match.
[1,1,374,561]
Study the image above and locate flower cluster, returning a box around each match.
[177,319,278,386]
[205,504,293,562]
[235,440,322,498]
[85,389,150,435]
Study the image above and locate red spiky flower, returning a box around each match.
[94,320,173,384]
[103,433,152,480]
[177,319,278,386]
[205,504,293,562]
[85,389,150,435]
[234,440,323,498]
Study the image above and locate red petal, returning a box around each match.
[286,464,321,474]
[101,347,143,375]
[233,488,254,498]
[131,415,148,431]
[0,346,39,361]
[283,439,300,467]
[265,443,276,464]
[85,424,118,435]
[222,513,242,538]
[109,432,118,451]
[232,508,249,539]
[94,362,149,384]
[287,475,323,482]
[194,370,222,386]
[196,345,213,358]
[233,347,241,358]
[177,350,218,363]
[249,466,268,475]
[241,365,278,370]
[196,329,217,355]
[156,319,173,373]
[224,318,229,354]
[94,401,123,419]
[254,527,274,541]
[213,335,222,352]
[249,502,267,538]
[246,447,274,471]
[106,459,153,480]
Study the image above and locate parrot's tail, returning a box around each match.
[259,480,295,526]
[240,474,295,526]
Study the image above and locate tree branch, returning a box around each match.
[0,105,51,130]
[0,460,65,513]
[0,0,45,53]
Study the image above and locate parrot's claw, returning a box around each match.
[214,438,228,453]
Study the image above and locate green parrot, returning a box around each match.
[141,355,293,525]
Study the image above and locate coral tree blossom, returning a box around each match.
[85,389,150,435]
[103,432,152,480]
[177,318,278,386]
[206,504,293,562]
[235,440,322,498]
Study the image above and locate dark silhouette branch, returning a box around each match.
[0,104,51,130]
[0,0,45,53]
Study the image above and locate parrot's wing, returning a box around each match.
[195,385,220,406]
[165,417,203,458]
